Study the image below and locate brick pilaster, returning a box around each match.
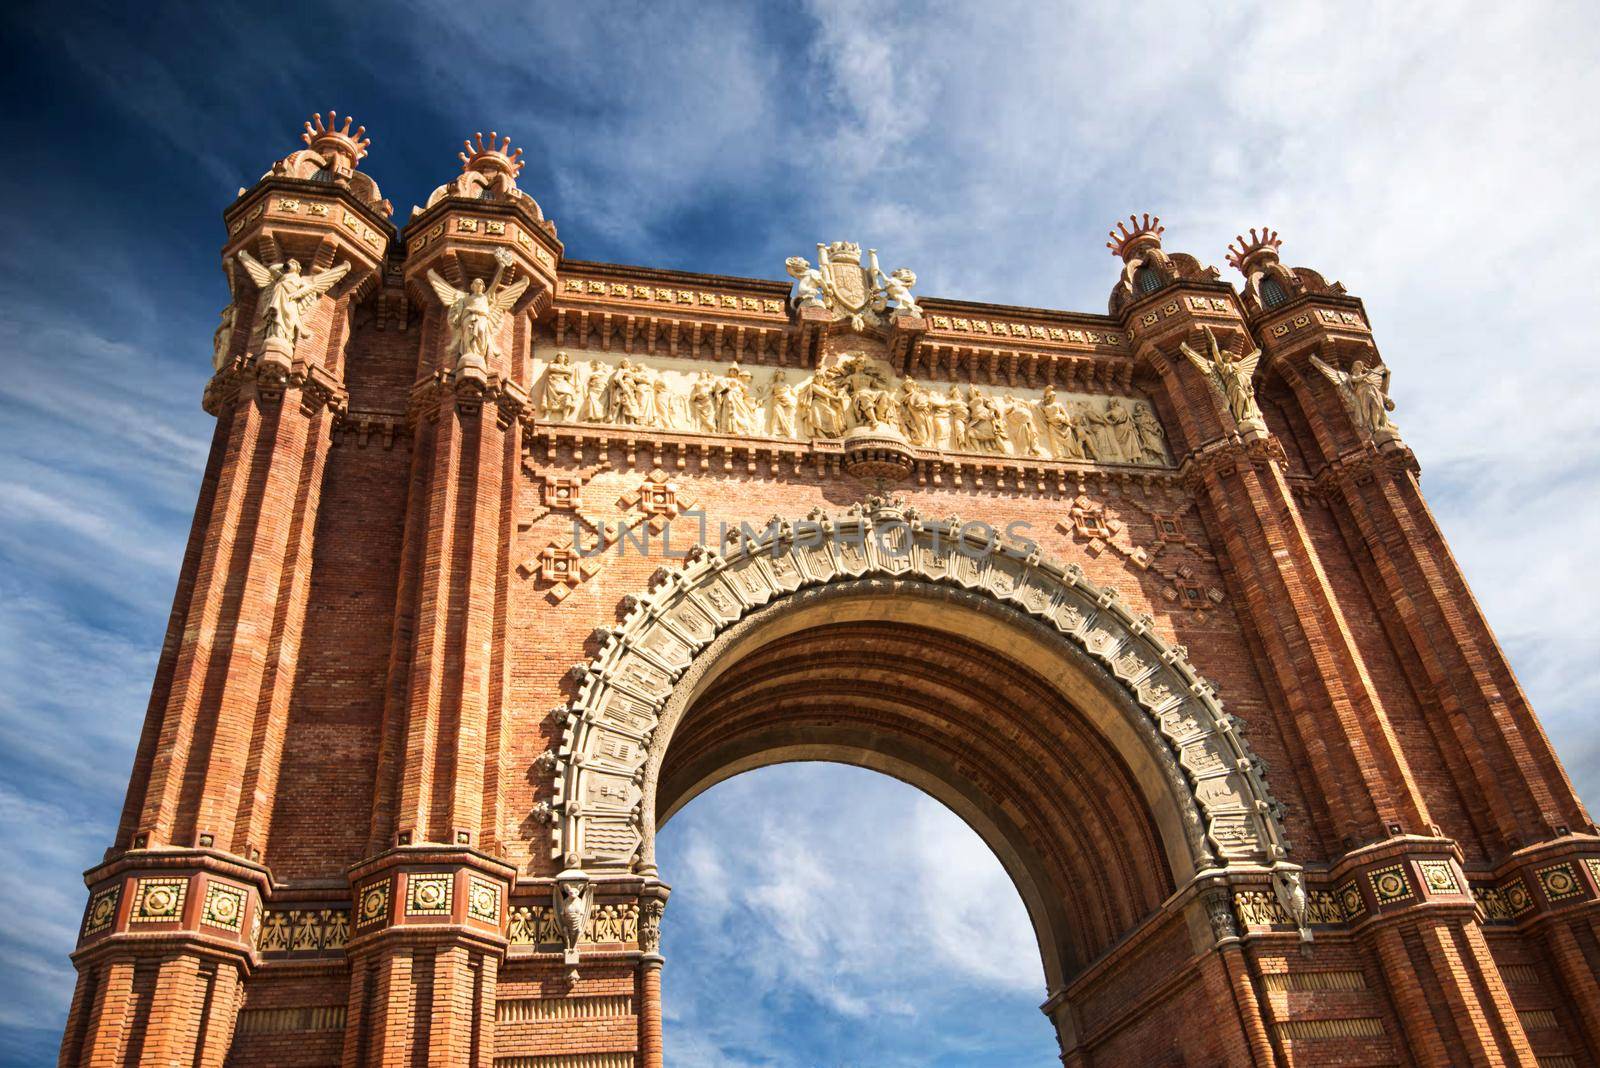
[1133,299,1432,848]
[1269,340,1592,853]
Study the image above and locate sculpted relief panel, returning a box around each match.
[532,349,1170,467]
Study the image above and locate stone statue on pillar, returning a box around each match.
[427,247,530,375]
[236,250,350,357]
[1181,325,1264,433]
[1311,354,1400,443]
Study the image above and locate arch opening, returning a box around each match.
[656,761,1058,1065]
[549,504,1301,977]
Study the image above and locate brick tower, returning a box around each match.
[59,124,1600,1066]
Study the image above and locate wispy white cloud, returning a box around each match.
[658,764,1050,1065]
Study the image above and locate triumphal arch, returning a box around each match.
[60,114,1600,1066]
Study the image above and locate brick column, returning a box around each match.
[637,887,668,1068]
[341,851,514,1067]
[1369,915,1536,1066]
[1264,327,1591,854]
[1130,290,1432,850]
[1542,918,1600,1054]
[61,148,389,1066]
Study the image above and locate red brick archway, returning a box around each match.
[550,504,1305,1057]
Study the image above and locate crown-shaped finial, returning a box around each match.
[1227,227,1283,272]
[301,111,369,167]
[459,131,525,177]
[826,240,862,263]
[1106,213,1165,261]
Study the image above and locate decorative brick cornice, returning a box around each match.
[202,354,348,419]
[407,367,530,426]
[1310,438,1422,494]
[1176,432,1286,490]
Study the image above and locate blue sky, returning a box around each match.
[2,2,1598,1064]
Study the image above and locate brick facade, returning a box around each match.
[59,119,1600,1066]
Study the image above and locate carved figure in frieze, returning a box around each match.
[799,364,847,438]
[581,362,612,422]
[1104,399,1141,462]
[540,351,579,421]
[939,384,969,450]
[965,387,1011,453]
[426,248,530,374]
[873,262,922,318]
[898,378,935,445]
[841,356,897,430]
[689,369,718,432]
[715,363,760,435]
[649,371,680,429]
[1311,354,1399,442]
[236,250,351,356]
[1132,402,1166,463]
[1002,394,1044,457]
[1180,325,1264,431]
[785,255,825,309]
[1039,386,1085,460]
[1075,402,1110,461]
[608,359,649,425]
[765,370,799,438]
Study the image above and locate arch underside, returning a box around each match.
[550,504,1293,975]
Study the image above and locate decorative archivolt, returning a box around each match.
[545,501,1293,878]
[535,351,1170,467]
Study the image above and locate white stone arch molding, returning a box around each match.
[546,501,1294,879]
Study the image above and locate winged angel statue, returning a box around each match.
[1180,325,1264,432]
[427,248,530,373]
[1310,354,1399,442]
[236,250,350,356]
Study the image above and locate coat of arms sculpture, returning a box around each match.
[786,240,921,330]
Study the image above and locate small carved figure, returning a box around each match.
[940,384,969,450]
[689,370,718,433]
[1039,386,1084,460]
[1181,325,1263,430]
[873,263,921,318]
[212,303,237,371]
[1132,402,1166,463]
[1311,354,1399,441]
[1003,394,1046,457]
[765,370,799,438]
[580,362,612,422]
[553,874,595,964]
[540,351,579,421]
[898,378,935,445]
[646,371,674,429]
[639,898,665,954]
[840,356,896,430]
[715,363,760,435]
[1076,402,1112,460]
[236,250,351,356]
[799,365,846,438]
[785,256,825,309]
[1272,869,1313,943]
[608,359,648,425]
[426,248,530,373]
[965,387,1010,454]
[1069,403,1102,460]
[1104,399,1141,462]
